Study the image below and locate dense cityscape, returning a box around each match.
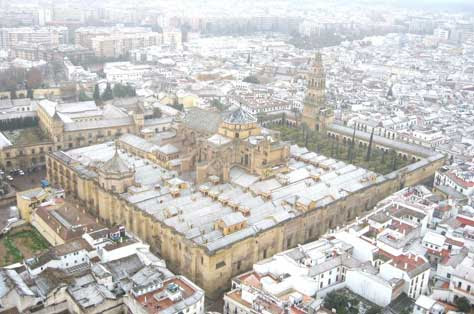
[0,0,473,314]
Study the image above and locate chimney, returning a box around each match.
[415,255,418,262]
[404,263,407,270]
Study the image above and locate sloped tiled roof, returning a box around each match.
[184,108,221,134]
[224,107,257,124]
[101,149,131,174]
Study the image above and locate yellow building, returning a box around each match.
[45,105,446,298]
[16,187,62,222]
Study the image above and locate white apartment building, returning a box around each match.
[0,26,68,49]
[103,62,152,83]
[379,253,431,300]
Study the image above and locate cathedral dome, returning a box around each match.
[101,149,132,175]
[224,107,257,125]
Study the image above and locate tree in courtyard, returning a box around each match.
[291,107,300,127]
[366,128,375,162]
[391,150,398,171]
[324,291,359,314]
[79,90,92,101]
[281,112,287,126]
[93,84,101,102]
[347,125,356,163]
[102,82,113,101]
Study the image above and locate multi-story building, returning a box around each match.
[379,253,431,300]
[103,62,152,83]
[0,220,204,314]
[124,276,205,314]
[224,227,430,311]
[224,237,362,314]
[11,43,94,64]
[435,165,474,197]
[75,27,161,58]
[0,99,155,171]
[0,26,68,49]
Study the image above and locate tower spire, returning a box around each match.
[301,52,333,133]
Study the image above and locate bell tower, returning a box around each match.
[302,52,333,132]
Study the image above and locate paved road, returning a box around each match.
[9,168,46,192]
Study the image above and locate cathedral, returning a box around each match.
[302,52,334,132]
[193,106,289,184]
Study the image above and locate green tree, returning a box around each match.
[26,89,33,99]
[391,150,398,171]
[243,75,260,84]
[102,83,113,101]
[455,296,470,313]
[366,128,374,162]
[127,84,136,96]
[211,99,226,112]
[170,103,184,111]
[324,291,359,314]
[348,125,356,163]
[153,107,162,118]
[93,84,101,102]
[79,90,92,101]
[366,306,382,314]
[112,83,127,98]
[26,67,43,89]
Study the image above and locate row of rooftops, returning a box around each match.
[53,138,380,252]
[224,184,470,313]
[0,220,204,314]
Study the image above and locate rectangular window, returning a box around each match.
[216,261,226,269]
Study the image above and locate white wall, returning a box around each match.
[345,270,393,307]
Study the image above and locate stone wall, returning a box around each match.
[45,151,445,299]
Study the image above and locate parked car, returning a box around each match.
[6,175,13,181]
[18,170,24,176]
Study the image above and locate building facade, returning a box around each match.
[45,106,445,298]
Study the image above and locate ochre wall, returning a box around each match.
[45,152,445,298]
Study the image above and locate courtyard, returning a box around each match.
[270,125,413,174]
[3,126,50,145]
[0,224,50,266]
